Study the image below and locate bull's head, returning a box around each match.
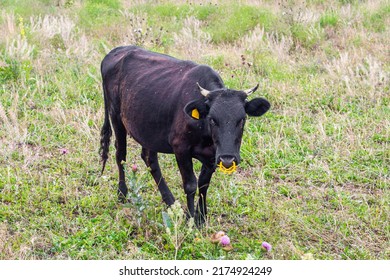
[184,83,270,172]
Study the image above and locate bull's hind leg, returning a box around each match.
[111,115,128,201]
[141,148,175,206]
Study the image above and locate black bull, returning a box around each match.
[99,46,270,225]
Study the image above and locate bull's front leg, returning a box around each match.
[174,150,197,218]
[196,163,215,226]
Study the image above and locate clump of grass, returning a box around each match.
[290,23,324,50]
[279,1,325,50]
[241,26,294,64]
[319,11,340,28]
[0,87,28,160]
[324,51,389,97]
[0,58,21,83]
[30,15,75,44]
[5,35,35,61]
[173,16,211,59]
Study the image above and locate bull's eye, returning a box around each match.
[209,118,218,127]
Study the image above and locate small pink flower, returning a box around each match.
[262,241,272,252]
[59,148,68,155]
[220,235,230,246]
[131,164,138,173]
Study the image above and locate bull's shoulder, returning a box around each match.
[187,64,216,76]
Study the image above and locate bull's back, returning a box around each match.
[102,46,201,153]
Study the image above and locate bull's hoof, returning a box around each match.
[118,181,128,203]
[163,195,175,207]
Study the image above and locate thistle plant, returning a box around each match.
[261,241,272,252]
[162,201,194,260]
[210,231,233,259]
[123,162,147,227]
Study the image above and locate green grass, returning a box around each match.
[363,2,390,32]
[0,0,389,260]
[79,0,122,28]
[0,0,57,17]
[319,11,340,28]
[204,5,276,43]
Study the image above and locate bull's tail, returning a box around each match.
[99,88,112,174]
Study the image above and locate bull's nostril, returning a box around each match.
[219,156,235,168]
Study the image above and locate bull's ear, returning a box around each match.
[184,99,209,120]
[245,98,270,117]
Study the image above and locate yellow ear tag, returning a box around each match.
[191,108,200,119]
[218,161,237,175]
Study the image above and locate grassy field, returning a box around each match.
[0,0,389,260]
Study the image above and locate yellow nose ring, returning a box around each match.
[218,161,237,174]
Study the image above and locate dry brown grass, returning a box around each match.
[173,16,211,59]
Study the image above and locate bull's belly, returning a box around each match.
[125,125,174,154]
[136,138,174,154]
